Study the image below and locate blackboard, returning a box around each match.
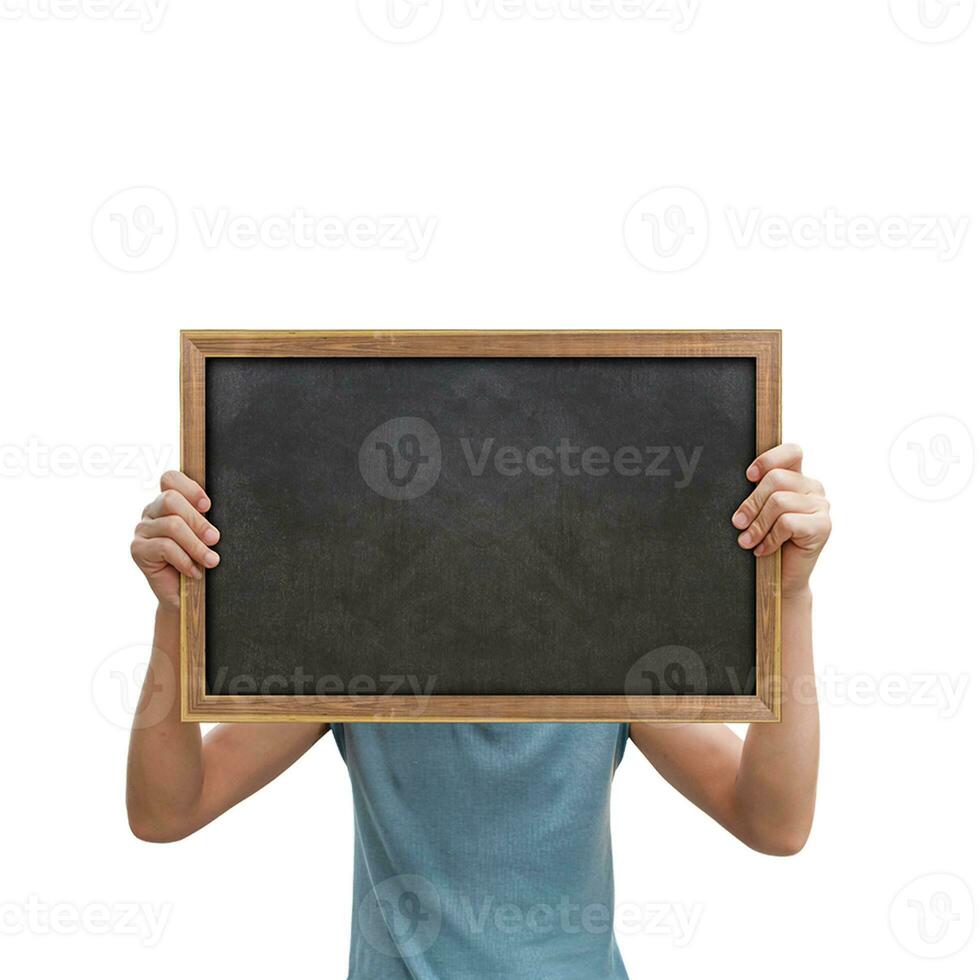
[180,331,780,722]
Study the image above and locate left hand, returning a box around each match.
[731,443,831,598]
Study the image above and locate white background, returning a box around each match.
[1,1,977,977]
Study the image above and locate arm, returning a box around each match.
[126,471,328,843]
[631,444,829,856]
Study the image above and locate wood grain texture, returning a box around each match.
[754,331,781,720]
[180,329,782,723]
[183,694,777,724]
[179,336,206,721]
[182,329,780,359]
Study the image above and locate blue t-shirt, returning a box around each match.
[332,722,631,980]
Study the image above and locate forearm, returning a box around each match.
[633,444,827,855]
[126,604,205,840]
[734,589,819,854]
[126,472,330,843]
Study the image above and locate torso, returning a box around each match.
[333,722,630,980]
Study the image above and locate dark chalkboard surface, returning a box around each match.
[180,331,781,722]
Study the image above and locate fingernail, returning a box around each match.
[732,511,749,529]
[203,551,220,567]
[203,527,220,545]
[198,497,211,511]
[746,465,760,481]
[191,566,202,579]
[753,545,764,556]
[737,531,752,547]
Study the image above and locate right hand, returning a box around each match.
[130,471,221,609]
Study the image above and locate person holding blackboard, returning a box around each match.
[127,442,829,979]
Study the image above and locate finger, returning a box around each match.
[732,468,822,529]
[136,515,220,569]
[754,511,831,557]
[160,470,211,513]
[131,535,201,579]
[143,488,220,545]
[737,491,825,550]
[746,443,803,482]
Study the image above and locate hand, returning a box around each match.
[130,471,221,610]
[731,444,831,599]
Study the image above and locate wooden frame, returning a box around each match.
[181,330,781,723]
